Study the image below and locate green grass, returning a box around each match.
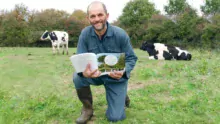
[0,47,220,124]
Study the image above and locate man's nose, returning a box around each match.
[94,16,100,21]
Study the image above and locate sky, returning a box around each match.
[0,0,205,22]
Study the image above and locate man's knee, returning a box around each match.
[73,73,84,89]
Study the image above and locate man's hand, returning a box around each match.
[108,70,124,80]
[83,63,101,78]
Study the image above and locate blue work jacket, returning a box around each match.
[77,22,137,82]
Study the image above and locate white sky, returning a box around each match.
[0,0,205,22]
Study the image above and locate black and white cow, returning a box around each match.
[140,42,192,60]
[40,30,69,55]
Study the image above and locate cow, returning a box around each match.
[40,30,69,55]
[140,42,192,60]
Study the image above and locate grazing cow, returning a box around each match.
[140,42,192,60]
[40,30,69,55]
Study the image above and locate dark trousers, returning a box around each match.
[73,73,127,122]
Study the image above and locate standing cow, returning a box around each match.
[140,42,192,60]
[40,30,69,55]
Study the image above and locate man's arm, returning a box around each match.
[76,30,88,77]
[121,34,138,78]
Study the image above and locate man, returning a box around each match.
[73,1,137,123]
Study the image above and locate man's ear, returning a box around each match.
[106,13,109,20]
[86,16,90,24]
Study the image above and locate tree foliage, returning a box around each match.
[176,6,200,41]
[0,4,30,46]
[0,2,219,48]
[201,13,220,48]
[164,0,187,15]
[118,0,158,46]
[31,9,69,30]
[64,10,89,45]
[201,0,220,15]
[0,4,88,47]
[144,4,208,48]
[119,0,157,26]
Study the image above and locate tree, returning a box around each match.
[176,7,205,44]
[201,0,220,15]
[164,0,187,15]
[118,0,158,46]
[201,13,220,48]
[70,9,88,21]
[0,4,31,46]
[119,0,157,26]
[65,9,89,46]
[68,9,89,33]
[32,9,69,30]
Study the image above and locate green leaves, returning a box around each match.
[119,0,157,26]
[164,0,188,15]
[201,0,220,15]
[118,0,157,46]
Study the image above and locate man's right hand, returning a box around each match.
[83,63,101,78]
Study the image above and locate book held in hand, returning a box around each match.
[70,53,125,76]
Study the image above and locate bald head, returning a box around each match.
[87,1,108,15]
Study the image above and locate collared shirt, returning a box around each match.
[77,22,138,80]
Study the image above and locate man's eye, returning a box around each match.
[98,14,103,17]
[90,15,95,18]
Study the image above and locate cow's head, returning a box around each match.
[140,41,154,51]
[40,30,50,40]
[140,41,158,56]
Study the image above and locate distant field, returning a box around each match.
[0,47,220,124]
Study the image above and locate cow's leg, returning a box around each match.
[52,45,56,55]
[149,56,155,60]
[57,44,60,55]
[62,45,65,55]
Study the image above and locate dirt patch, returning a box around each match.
[5,55,25,60]
[127,82,146,91]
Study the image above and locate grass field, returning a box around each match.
[0,47,220,124]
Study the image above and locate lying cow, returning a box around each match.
[40,30,69,55]
[140,42,192,60]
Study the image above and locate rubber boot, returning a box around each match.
[76,86,93,124]
[125,94,130,108]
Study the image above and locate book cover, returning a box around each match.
[70,53,125,76]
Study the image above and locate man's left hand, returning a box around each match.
[108,70,124,80]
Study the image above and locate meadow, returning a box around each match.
[0,47,220,124]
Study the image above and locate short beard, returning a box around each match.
[92,21,106,32]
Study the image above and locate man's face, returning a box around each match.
[87,4,109,31]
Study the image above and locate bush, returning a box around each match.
[201,24,220,49]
